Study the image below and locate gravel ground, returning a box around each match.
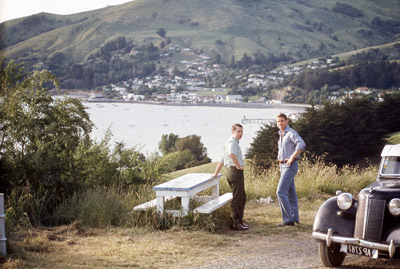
[192,229,400,269]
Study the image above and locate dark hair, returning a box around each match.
[232,123,243,132]
[276,113,287,120]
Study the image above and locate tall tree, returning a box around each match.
[159,133,179,155]
[0,59,93,223]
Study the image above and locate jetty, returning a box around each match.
[241,118,273,124]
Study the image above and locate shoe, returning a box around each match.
[241,222,250,228]
[277,221,295,227]
[230,224,249,231]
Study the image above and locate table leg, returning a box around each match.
[212,182,219,199]
[157,196,164,214]
[181,196,190,216]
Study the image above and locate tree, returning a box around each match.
[246,122,279,169]
[175,135,211,164]
[376,93,400,134]
[294,98,385,166]
[156,28,167,38]
[247,97,388,168]
[0,59,93,224]
[159,133,179,155]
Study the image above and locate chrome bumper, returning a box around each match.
[312,228,396,258]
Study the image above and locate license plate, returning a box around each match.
[346,244,377,257]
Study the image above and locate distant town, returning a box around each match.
[65,46,389,105]
[79,46,344,104]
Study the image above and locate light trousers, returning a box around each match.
[276,161,299,223]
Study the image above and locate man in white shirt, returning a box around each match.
[213,123,249,231]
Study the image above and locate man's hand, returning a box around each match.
[284,158,294,166]
[236,164,244,170]
[213,162,224,178]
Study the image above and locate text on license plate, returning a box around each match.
[346,244,376,257]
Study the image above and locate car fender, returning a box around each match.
[383,224,400,244]
[313,196,357,238]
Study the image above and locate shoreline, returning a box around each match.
[82,98,311,109]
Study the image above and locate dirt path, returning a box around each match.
[4,222,400,268]
[192,229,400,269]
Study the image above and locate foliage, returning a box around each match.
[371,17,400,34]
[159,133,179,155]
[0,60,164,228]
[156,28,167,38]
[285,61,400,104]
[246,156,377,201]
[0,59,93,224]
[332,3,363,18]
[53,187,128,228]
[61,38,160,89]
[73,133,156,189]
[158,133,211,171]
[246,122,279,169]
[247,96,393,168]
[232,51,292,71]
[157,150,197,172]
[295,98,386,166]
[375,93,400,134]
[175,135,211,166]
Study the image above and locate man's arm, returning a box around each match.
[230,154,244,170]
[285,149,303,166]
[285,131,305,166]
[213,161,224,178]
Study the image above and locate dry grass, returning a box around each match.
[2,160,378,268]
[3,199,322,268]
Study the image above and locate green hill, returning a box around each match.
[1,0,400,88]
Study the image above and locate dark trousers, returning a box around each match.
[226,167,246,226]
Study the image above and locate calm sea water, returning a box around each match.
[85,102,306,162]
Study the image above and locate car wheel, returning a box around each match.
[318,242,346,267]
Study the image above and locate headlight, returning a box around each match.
[337,193,353,210]
[389,198,400,216]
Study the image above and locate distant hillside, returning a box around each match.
[1,0,400,89]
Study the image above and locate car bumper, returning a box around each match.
[312,228,396,258]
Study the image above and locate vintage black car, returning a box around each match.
[312,143,400,267]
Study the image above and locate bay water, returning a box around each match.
[85,102,306,162]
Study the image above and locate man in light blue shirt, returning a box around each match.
[276,113,305,226]
[213,123,248,231]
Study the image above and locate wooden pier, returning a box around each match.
[241,118,273,124]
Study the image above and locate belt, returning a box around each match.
[278,160,286,164]
[226,166,243,170]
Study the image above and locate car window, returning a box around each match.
[381,156,400,175]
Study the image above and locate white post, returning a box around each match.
[0,193,6,255]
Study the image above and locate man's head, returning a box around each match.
[276,113,288,131]
[232,123,243,140]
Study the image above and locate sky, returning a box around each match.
[0,0,133,23]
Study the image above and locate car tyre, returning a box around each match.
[318,242,346,267]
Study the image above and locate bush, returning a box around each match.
[158,150,197,172]
[53,187,128,228]
[245,156,377,201]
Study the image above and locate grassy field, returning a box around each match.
[1,158,378,268]
[386,131,400,145]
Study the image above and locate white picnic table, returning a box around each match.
[134,173,232,216]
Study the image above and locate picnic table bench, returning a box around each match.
[134,173,232,217]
